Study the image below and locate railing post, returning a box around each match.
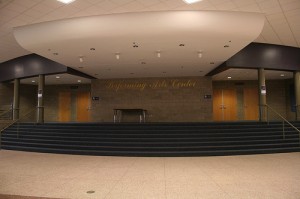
[17,121,20,139]
[267,106,269,125]
[282,121,285,139]
[0,131,2,150]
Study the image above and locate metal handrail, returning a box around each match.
[0,109,12,119]
[0,108,36,149]
[263,104,300,142]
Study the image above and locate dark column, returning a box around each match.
[295,71,300,121]
[37,75,45,123]
[258,68,267,122]
[13,79,20,120]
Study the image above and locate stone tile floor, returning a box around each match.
[0,150,299,199]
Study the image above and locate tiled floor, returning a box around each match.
[0,150,299,199]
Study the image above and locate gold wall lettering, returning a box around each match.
[105,79,197,92]
[107,81,147,91]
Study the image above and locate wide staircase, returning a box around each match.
[1,122,300,157]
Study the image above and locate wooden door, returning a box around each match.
[244,87,259,120]
[59,92,71,122]
[213,89,237,121]
[213,89,223,121]
[77,92,90,122]
[223,89,237,121]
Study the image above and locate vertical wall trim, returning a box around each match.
[294,71,300,121]
[13,79,20,120]
[258,68,267,122]
[37,75,45,123]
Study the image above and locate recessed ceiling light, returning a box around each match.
[90,48,95,51]
[198,51,203,58]
[56,76,60,79]
[31,80,35,83]
[179,44,185,47]
[79,57,83,62]
[132,42,139,48]
[227,76,232,79]
[280,74,285,77]
[183,0,202,4]
[115,53,120,60]
[157,51,161,58]
[57,0,76,4]
[77,80,81,83]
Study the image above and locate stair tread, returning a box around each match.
[1,122,300,157]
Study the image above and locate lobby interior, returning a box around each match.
[1,0,300,198]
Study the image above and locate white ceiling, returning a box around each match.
[13,11,264,79]
[1,0,300,82]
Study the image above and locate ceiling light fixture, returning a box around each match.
[31,80,35,83]
[115,53,120,60]
[183,0,202,4]
[56,76,60,79]
[157,51,161,58]
[79,57,83,62]
[57,0,76,4]
[227,76,232,79]
[280,74,285,77]
[198,51,203,58]
[77,80,81,83]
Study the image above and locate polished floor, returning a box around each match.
[0,150,299,199]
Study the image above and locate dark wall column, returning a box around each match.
[37,75,45,123]
[258,68,267,122]
[13,79,20,120]
[295,71,300,121]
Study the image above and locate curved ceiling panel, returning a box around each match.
[13,11,264,79]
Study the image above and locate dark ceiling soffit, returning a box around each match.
[206,42,300,76]
[0,54,67,82]
[206,62,229,76]
[67,67,96,79]
[0,54,95,82]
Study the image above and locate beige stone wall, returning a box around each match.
[0,83,36,122]
[1,77,296,123]
[91,77,213,122]
[0,83,13,110]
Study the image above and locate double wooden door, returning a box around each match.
[58,91,90,122]
[213,88,258,121]
[213,89,237,121]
